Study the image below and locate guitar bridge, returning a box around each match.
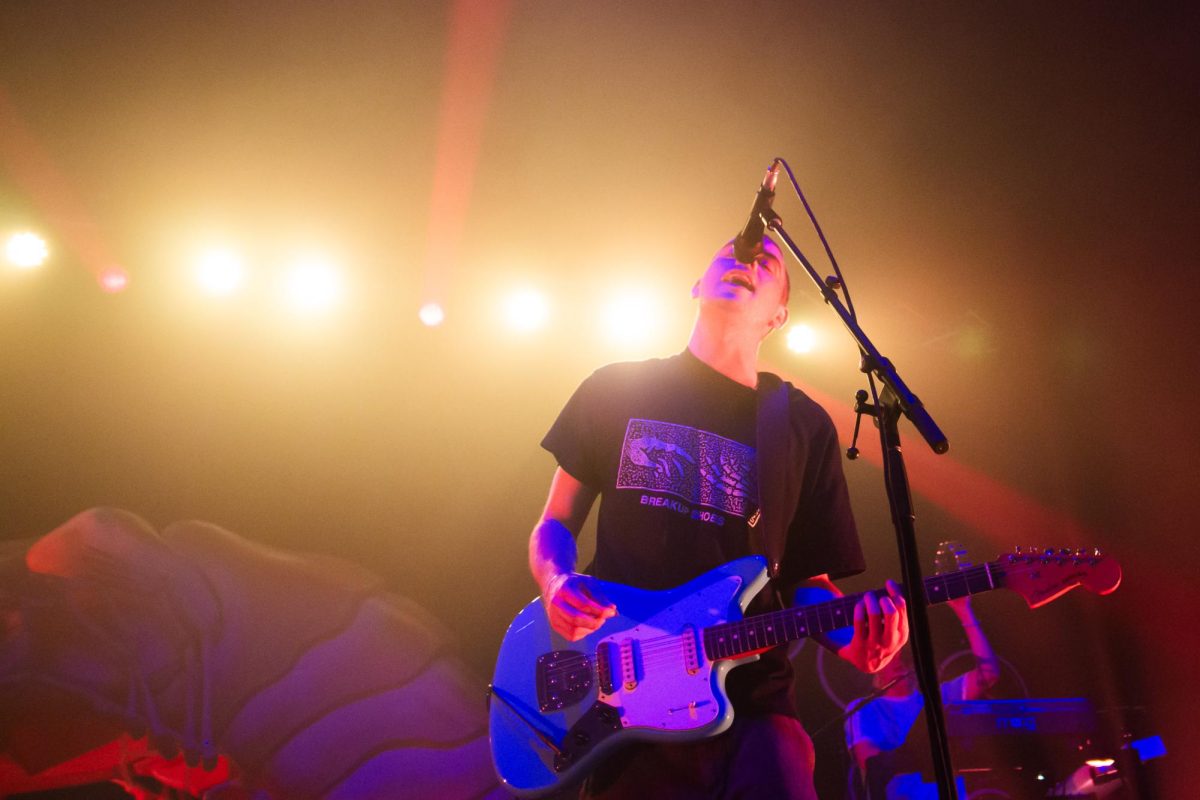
[536,650,593,713]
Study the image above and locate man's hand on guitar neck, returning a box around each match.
[840,580,909,673]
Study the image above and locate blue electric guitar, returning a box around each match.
[488,547,1120,796]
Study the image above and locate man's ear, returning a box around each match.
[771,306,790,330]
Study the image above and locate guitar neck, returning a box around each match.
[702,560,1005,661]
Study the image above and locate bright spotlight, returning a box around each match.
[502,288,550,333]
[786,323,818,354]
[418,302,445,327]
[5,232,49,269]
[600,289,662,346]
[283,257,342,313]
[195,249,244,296]
[98,267,129,294]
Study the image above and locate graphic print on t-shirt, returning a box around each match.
[616,418,756,518]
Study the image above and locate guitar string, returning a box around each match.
[539,558,1094,681]
[539,559,1055,679]
[541,572,986,679]
[543,561,992,670]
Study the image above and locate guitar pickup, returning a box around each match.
[596,641,616,695]
[681,625,701,674]
[619,637,641,691]
[596,639,642,694]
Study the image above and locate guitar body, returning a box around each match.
[489,556,770,797]
[489,545,1120,797]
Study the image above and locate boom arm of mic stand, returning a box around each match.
[765,214,949,454]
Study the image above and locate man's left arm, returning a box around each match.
[794,574,909,674]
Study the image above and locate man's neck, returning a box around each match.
[686,321,762,388]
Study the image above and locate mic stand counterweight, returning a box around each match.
[764,211,957,800]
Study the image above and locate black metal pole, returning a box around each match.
[765,214,957,799]
[875,382,957,799]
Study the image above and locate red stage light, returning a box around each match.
[98,267,129,293]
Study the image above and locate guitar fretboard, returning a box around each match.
[701,561,1004,661]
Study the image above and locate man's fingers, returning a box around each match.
[575,580,617,616]
[550,606,606,641]
[853,597,867,633]
[547,577,618,641]
[550,599,598,630]
[863,590,882,639]
[559,577,616,618]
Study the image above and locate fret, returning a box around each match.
[793,607,810,639]
[946,570,970,600]
[730,623,743,656]
[781,608,797,640]
[743,619,758,652]
[818,602,835,634]
[830,597,852,631]
[802,605,821,637]
[755,612,772,647]
[926,574,949,604]
[965,565,992,596]
[769,612,782,644]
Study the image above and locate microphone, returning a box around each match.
[733,161,781,264]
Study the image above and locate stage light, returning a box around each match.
[195,248,244,296]
[4,232,49,269]
[418,302,445,327]
[502,288,549,333]
[600,289,662,346]
[98,267,129,293]
[785,323,818,354]
[282,257,342,313]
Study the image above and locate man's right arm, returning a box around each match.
[528,467,615,641]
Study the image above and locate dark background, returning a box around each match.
[2,2,1197,796]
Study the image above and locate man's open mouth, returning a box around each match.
[724,272,755,291]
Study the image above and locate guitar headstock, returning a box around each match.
[998,546,1122,608]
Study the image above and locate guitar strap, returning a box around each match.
[752,371,800,589]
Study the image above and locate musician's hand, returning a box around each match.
[542,572,617,642]
[838,579,909,673]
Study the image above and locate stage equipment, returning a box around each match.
[752,155,953,799]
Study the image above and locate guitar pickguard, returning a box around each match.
[489,556,768,797]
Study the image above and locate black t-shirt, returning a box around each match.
[542,349,864,716]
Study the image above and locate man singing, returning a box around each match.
[528,235,909,798]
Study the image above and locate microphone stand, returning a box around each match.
[764,210,958,799]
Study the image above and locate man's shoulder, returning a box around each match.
[759,372,837,431]
[586,353,685,387]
